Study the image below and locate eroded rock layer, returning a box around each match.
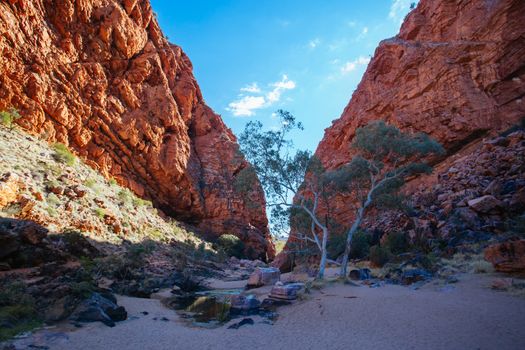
[0,0,274,260]
[276,0,525,267]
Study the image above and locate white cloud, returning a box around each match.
[227,96,266,117]
[267,75,296,103]
[240,83,261,93]
[347,21,357,27]
[341,56,371,74]
[354,26,369,41]
[308,38,321,49]
[227,75,296,117]
[389,0,418,23]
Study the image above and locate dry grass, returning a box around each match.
[0,125,206,251]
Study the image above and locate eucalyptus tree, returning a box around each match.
[325,121,444,277]
[237,110,331,279]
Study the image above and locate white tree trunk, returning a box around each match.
[317,228,328,279]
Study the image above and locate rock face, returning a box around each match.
[318,0,525,172]
[485,240,525,274]
[275,0,525,267]
[0,0,274,259]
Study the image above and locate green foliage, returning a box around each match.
[0,108,22,129]
[70,281,95,298]
[46,192,60,206]
[369,245,391,267]
[45,207,58,217]
[117,188,152,208]
[118,188,133,205]
[109,178,118,186]
[353,120,445,161]
[94,207,105,219]
[326,233,347,259]
[85,178,97,188]
[52,143,76,166]
[326,231,372,260]
[127,241,155,260]
[274,239,287,254]
[239,110,315,234]
[350,231,371,259]
[0,281,41,341]
[383,232,408,255]
[132,197,152,208]
[213,234,245,258]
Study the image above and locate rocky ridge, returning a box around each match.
[274,0,525,269]
[0,0,274,260]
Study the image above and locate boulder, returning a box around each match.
[348,268,371,281]
[269,282,305,300]
[401,269,433,285]
[247,267,280,287]
[230,294,260,311]
[484,240,525,274]
[70,292,127,327]
[467,195,503,213]
[0,173,22,208]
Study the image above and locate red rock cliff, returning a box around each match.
[0,0,275,260]
[275,0,524,267]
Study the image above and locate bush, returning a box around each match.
[0,108,21,129]
[369,245,391,267]
[0,281,41,341]
[85,178,97,188]
[350,230,371,259]
[133,197,152,208]
[214,234,245,258]
[94,207,105,219]
[327,234,346,259]
[52,143,76,166]
[383,232,408,255]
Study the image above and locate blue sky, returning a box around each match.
[150,0,416,152]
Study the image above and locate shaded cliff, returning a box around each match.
[0,0,274,260]
[275,0,525,268]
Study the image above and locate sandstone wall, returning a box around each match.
[275,0,525,268]
[0,0,274,259]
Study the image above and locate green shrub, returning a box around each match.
[383,232,408,255]
[94,207,105,219]
[350,230,371,259]
[52,143,76,166]
[0,108,22,129]
[369,245,391,267]
[327,234,347,259]
[85,178,97,188]
[70,281,95,298]
[0,281,41,341]
[46,193,60,206]
[118,188,133,205]
[133,197,152,208]
[214,234,245,258]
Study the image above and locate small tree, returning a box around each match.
[238,110,331,279]
[326,121,444,277]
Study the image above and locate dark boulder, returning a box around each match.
[70,293,127,327]
[349,268,371,281]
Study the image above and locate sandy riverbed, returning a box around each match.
[8,273,525,350]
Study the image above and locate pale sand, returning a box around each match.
[12,273,525,350]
